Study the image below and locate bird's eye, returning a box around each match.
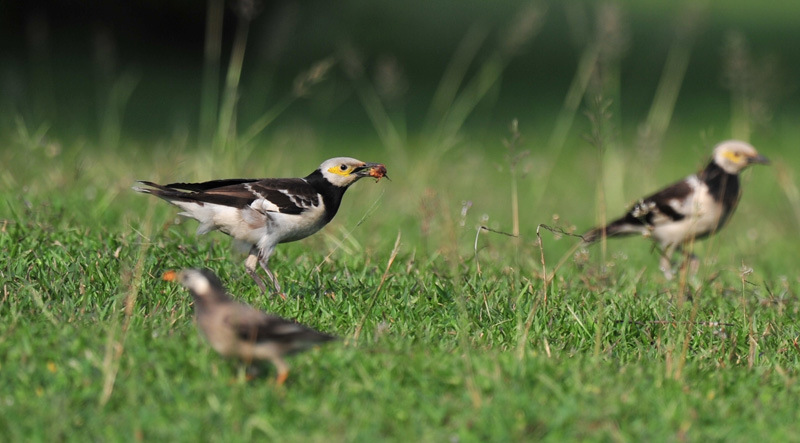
[340,164,348,171]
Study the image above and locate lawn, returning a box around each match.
[2,1,800,441]
[2,118,799,441]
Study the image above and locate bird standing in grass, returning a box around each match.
[135,157,387,295]
[163,268,337,386]
[583,140,769,278]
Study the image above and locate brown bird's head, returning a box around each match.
[163,268,230,304]
[712,140,770,174]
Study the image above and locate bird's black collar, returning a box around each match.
[305,169,349,222]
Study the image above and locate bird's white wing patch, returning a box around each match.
[279,189,320,209]
[245,183,265,200]
[631,200,656,218]
[251,198,280,213]
[244,184,281,213]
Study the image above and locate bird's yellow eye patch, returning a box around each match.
[723,150,745,163]
[328,165,352,176]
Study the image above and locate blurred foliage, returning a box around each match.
[1,0,798,145]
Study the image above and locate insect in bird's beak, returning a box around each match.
[369,164,388,182]
[356,163,388,182]
[162,270,178,281]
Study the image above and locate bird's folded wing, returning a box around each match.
[627,178,694,225]
[226,309,334,345]
[159,178,321,214]
[164,178,261,191]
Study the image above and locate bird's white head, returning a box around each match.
[712,140,769,174]
[317,157,388,187]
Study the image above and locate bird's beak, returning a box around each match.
[355,162,389,181]
[748,154,770,165]
[162,270,179,281]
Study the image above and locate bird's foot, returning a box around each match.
[246,268,269,294]
[659,259,676,280]
[258,260,284,298]
[265,289,288,300]
[274,371,289,387]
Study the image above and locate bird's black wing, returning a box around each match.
[228,311,336,349]
[583,176,696,242]
[242,179,323,214]
[164,178,261,192]
[629,178,694,226]
[136,178,321,214]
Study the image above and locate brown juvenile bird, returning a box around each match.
[583,140,769,278]
[136,157,388,295]
[164,268,336,385]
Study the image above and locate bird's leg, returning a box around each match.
[659,245,677,280]
[258,254,286,299]
[273,358,290,387]
[259,260,282,294]
[245,249,268,294]
[659,257,674,280]
[275,370,289,387]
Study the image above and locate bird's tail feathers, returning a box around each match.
[132,181,196,203]
[583,219,645,244]
[284,328,338,354]
[132,180,171,194]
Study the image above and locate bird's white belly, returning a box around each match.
[174,199,329,247]
[652,192,722,247]
[202,324,282,361]
[199,316,240,357]
[268,205,328,243]
[214,207,268,244]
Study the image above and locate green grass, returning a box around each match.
[2,124,800,441]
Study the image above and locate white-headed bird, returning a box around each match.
[135,157,387,294]
[583,140,769,278]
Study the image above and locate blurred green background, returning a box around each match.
[2,0,798,144]
[3,0,798,259]
[3,0,799,269]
